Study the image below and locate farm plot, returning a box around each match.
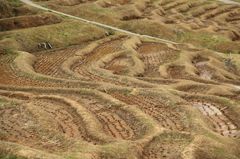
[109,91,185,131]
[57,92,146,141]
[34,44,87,79]
[0,97,70,153]
[0,54,60,87]
[137,42,179,77]
[1,0,240,156]
[105,56,134,75]
[189,101,239,138]
[142,132,191,159]
[72,38,129,86]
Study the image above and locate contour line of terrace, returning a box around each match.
[18,0,240,90]
[20,0,239,54]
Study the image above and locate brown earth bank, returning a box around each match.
[0,0,37,19]
[0,0,240,158]
[32,0,240,53]
[0,13,63,31]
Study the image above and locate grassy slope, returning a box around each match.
[35,0,240,53]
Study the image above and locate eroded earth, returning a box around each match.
[0,0,240,158]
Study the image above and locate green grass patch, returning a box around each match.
[5,0,23,5]
[63,156,80,159]
[151,0,162,4]
[0,20,106,53]
[122,89,130,95]
[214,147,236,158]
[0,99,6,103]
[10,101,15,106]
[37,77,44,81]
[5,49,14,55]
[219,98,230,104]
[0,131,8,139]
[0,151,27,159]
[204,132,222,143]
[176,31,227,51]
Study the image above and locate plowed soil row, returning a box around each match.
[137,78,180,85]
[195,60,212,79]
[109,92,184,131]
[97,112,135,140]
[168,66,185,79]
[137,42,178,77]
[29,99,97,143]
[72,38,129,86]
[143,139,186,159]
[58,93,143,140]
[105,56,133,75]
[35,44,87,78]
[0,99,67,153]
[0,55,60,87]
[163,0,187,11]
[189,101,239,137]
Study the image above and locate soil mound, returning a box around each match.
[0,0,36,19]
[0,13,63,31]
[1,0,240,158]
[0,0,15,18]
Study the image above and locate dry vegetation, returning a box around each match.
[31,0,240,53]
[0,0,240,158]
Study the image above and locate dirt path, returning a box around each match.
[18,0,178,44]
[19,0,237,57]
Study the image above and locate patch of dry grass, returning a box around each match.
[0,19,106,54]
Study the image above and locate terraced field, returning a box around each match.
[33,0,240,53]
[0,0,240,158]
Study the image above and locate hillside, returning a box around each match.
[0,0,240,158]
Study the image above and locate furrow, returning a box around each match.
[35,45,86,78]
[0,55,60,87]
[29,99,97,143]
[190,102,239,137]
[109,92,185,131]
[97,112,135,140]
[142,134,189,159]
[163,0,188,11]
[105,56,133,75]
[137,42,178,77]
[58,93,140,140]
[0,107,46,149]
[71,38,130,86]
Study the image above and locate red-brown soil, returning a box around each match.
[1,0,240,159]
[137,42,179,77]
[109,92,185,131]
[0,13,63,31]
[189,101,239,137]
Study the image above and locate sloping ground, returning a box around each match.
[1,0,240,159]
[1,34,240,158]
[34,0,240,53]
